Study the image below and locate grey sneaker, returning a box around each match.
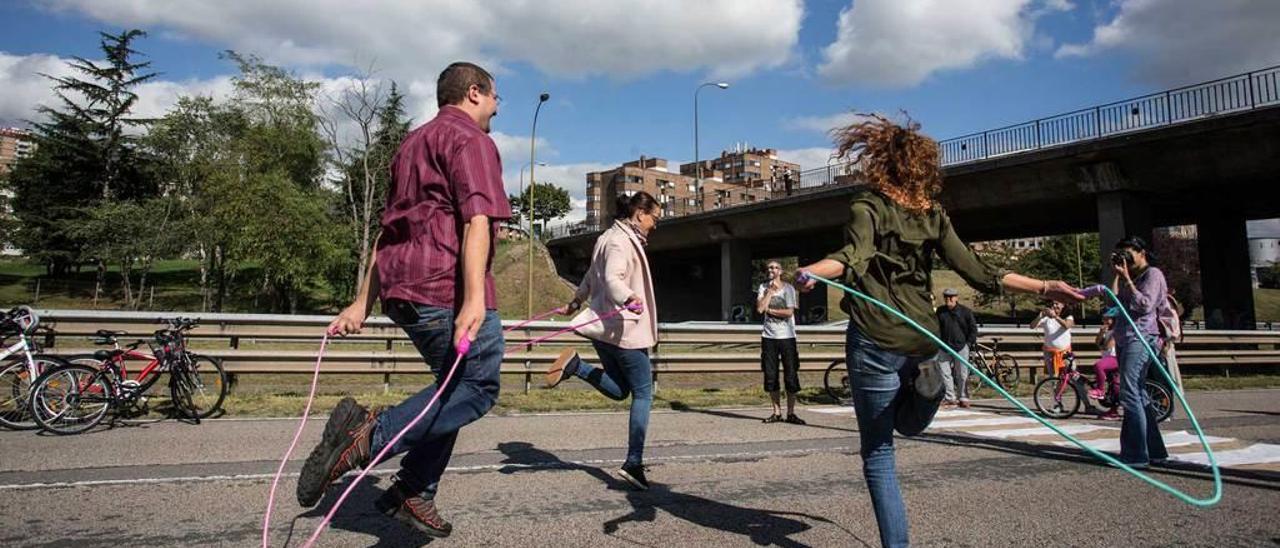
[375,479,453,538]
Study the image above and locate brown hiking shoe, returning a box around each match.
[296,397,380,507]
[376,480,453,537]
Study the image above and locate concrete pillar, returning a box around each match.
[720,240,752,321]
[1197,213,1256,329]
[1096,192,1153,282]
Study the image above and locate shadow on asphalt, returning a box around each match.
[663,400,858,434]
[495,441,875,548]
[287,475,435,548]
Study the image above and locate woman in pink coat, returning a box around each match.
[545,191,661,490]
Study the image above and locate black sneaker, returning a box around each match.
[618,463,650,491]
[296,397,377,507]
[545,348,581,388]
[762,414,782,423]
[784,413,807,425]
[894,360,945,437]
[375,479,453,538]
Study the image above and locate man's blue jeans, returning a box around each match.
[846,327,923,548]
[370,303,503,499]
[1118,333,1168,465]
[574,340,653,467]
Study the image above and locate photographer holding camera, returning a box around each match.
[1109,236,1170,469]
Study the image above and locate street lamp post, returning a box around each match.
[693,82,729,212]
[527,92,550,319]
[518,160,548,228]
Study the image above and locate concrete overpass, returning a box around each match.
[548,66,1280,327]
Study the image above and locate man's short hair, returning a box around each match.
[437,62,494,108]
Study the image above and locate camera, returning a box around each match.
[1111,249,1134,267]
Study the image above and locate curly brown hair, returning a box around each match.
[831,113,942,213]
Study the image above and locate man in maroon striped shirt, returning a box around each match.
[297,62,511,538]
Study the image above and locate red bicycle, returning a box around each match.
[28,318,228,435]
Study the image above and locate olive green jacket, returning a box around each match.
[827,189,1005,357]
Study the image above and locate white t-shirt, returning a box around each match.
[758,282,798,339]
[1036,315,1073,350]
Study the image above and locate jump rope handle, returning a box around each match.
[625,301,643,312]
[795,270,812,284]
[1079,284,1107,299]
[456,334,472,356]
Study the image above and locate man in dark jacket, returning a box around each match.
[935,288,978,407]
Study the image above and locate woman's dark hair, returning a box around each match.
[615,191,659,220]
[1115,235,1156,264]
[1114,235,1148,252]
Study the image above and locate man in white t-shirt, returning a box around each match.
[1032,301,1074,375]
[756,260,804,425]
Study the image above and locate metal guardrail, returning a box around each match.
[29,309,1280,393]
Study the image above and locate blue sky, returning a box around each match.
[2,0,1278,232]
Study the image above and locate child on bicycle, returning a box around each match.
[1090,308,1121,419]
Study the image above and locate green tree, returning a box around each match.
[1152,232,1202,318]
[972,244,1031,320]
[1018,234,1100,320]
[322,78,411,300]
[510,181,572,233]
[8,29,157,275]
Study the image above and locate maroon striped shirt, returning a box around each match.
[377,106,511,310]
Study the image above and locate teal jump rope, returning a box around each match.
[800,272,1222,507]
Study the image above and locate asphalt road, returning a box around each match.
[1,389,1278,547]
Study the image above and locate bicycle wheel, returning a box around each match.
[30,363,114,435]
[1033,376,1080,419]
[994,354,1021,392]
[823,360,850,403]
[0,356,67,430]
[966,357,992,398]
[1145,380,1175,423]
[171,354,227,420]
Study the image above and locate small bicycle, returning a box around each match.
[1033,351,1174,422]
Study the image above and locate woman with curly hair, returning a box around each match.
[797,114,1083,548]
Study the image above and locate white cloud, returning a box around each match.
[42,0,803,80]
[0,50,236,127]
[1249,219,1280,239]
[775,147,837,172]
[783,111,872,134]
[1056,0,1280,85]
[0,51,72,126]
[818,0,1070,87]
[491,132,557,166]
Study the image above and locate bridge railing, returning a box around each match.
[938,64,1280,166]
[548,65,1280,241]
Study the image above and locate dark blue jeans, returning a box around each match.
[370,303,503,499]
[1118,333,1168,465]
[574,340,653,467]
[846,327,922,548]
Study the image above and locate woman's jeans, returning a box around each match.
[1118,333,1169,465]
[575,340,653,467]
[846,328,925,548]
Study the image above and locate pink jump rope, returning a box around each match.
[262,302,643,548]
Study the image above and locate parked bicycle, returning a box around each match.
[965,337,1020,397]
[0,306,69,430]
[823,359,850,403]
[1033,350,1174,422]
[28,317,227,435]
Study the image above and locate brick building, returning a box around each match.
[0,128,36,176]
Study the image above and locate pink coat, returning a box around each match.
[572,221,658,349]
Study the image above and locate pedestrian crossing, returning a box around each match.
[806,405,1280,471]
